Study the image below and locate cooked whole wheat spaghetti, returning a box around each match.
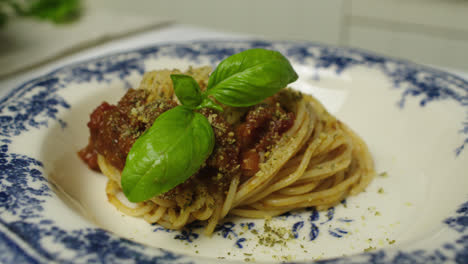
[81,66,375,235]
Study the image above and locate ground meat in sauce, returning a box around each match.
[79,88,295,199]
[236,97,295,177]
[159,109,241,203]
[198,108,240,176]
[79,89,177,171]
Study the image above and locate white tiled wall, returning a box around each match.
[151,0,345,45]
[348,25,468,71]
[93,0,345,45]
[348,0,468,32]
[96,0,468,72]
[345,0,468,72]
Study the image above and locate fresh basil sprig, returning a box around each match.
[121,48,298,202]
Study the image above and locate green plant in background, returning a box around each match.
[0,0,81,27]
[0,9,6,26]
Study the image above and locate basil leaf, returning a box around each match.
[171,74,203,108]
[206,48,298,107]
[121,106,214,202]
[196,97,224,112]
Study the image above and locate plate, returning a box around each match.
[0,40,467,264]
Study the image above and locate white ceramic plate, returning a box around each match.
[0,40,467,264]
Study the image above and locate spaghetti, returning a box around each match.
[80,66,375,235]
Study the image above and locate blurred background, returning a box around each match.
[1,0,467,79]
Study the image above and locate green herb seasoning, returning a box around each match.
[364,246,376,252]
[379,171,388,177]
[257,219,294,247]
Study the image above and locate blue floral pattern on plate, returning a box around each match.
[0,40,467,263]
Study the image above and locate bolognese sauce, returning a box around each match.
[79,89,295,182]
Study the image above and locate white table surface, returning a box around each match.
[0,23,466,99]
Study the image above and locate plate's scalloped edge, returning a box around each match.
[0,40,467,264]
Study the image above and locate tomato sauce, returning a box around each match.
[79,89,294,180]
